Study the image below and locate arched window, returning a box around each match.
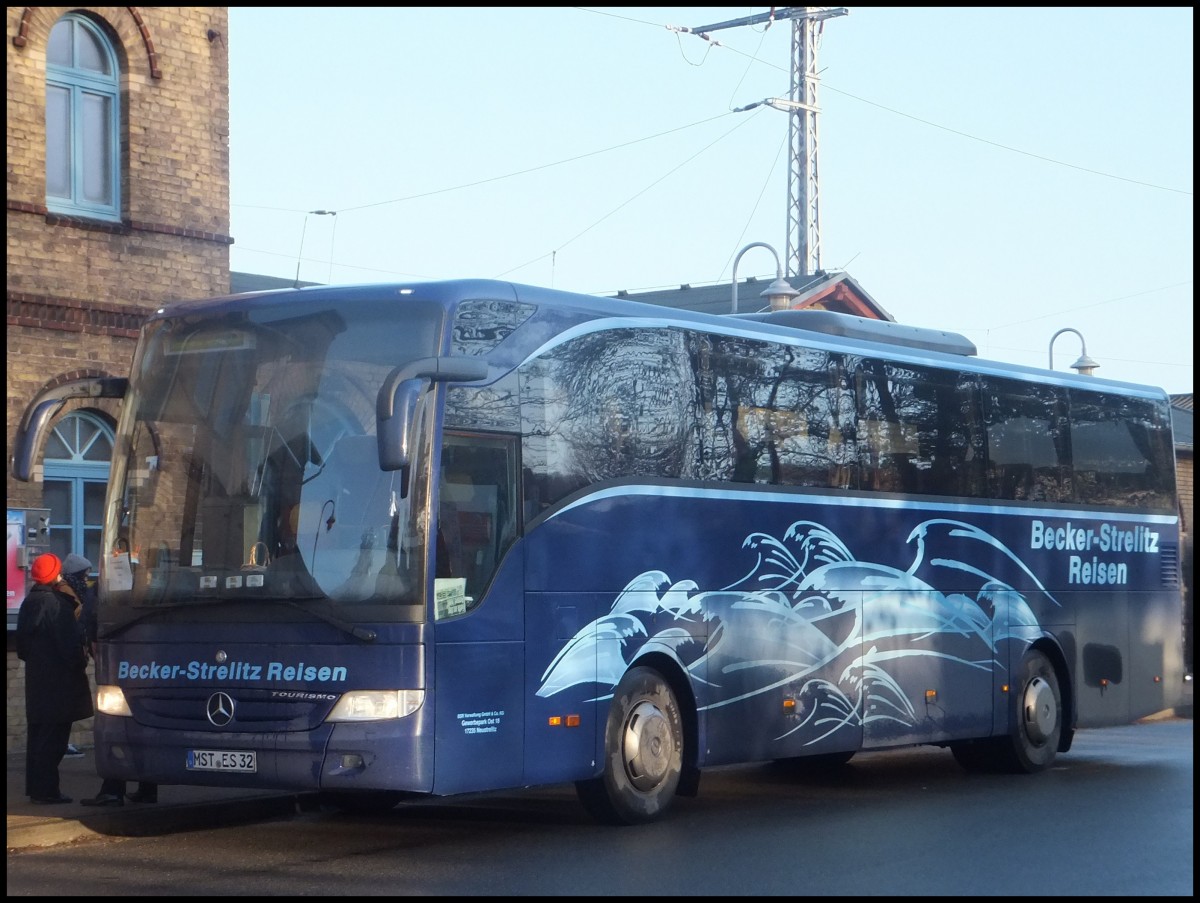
[45,13,121,221]
[42,411,114,569]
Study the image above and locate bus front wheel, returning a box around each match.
[576,666,684,825]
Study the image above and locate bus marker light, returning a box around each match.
[925,690,937,703]
[548,716,562,726]
[782,698,795,711]
[1001,684,1010,693]
[566,715,580,727]
[1153,675,1161,683]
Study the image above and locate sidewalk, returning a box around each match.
[7,746,304,851]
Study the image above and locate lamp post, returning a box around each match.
[730,242,800,313]
[1048,327,1100,376]
[294,209,337,287]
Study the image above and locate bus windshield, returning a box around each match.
[101,292,446,626]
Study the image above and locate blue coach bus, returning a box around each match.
[13,279,1184,824]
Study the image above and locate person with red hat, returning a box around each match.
[15,552,94,804]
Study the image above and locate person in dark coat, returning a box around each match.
[16,552,95,804]
[62,552,98,655]
[59,552,95,758]
[66,552,160,807]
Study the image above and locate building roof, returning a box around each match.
[612,271,894,321]
[229,272,318,293]
[1171,394,1193,451]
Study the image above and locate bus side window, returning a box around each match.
[983,378,1069,502]
[437,432,519,609]
[437,474,474,579]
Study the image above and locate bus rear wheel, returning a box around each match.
[951,648,1062,774]
[1003,648,1063,772]
[576,666,683,825]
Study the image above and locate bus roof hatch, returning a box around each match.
[735,309,978,357]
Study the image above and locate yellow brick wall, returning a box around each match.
[7,6,230,754]
[1178,449,1194,673]
[1177,452,1193,538]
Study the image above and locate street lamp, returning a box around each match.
[1048,327,1100,376]
[731,241,799,313]
[294,209,337,287]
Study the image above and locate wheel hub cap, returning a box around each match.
[1022,676,1056,744]
[622,701,672,791]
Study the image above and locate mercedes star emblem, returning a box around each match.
[206,691,236,727]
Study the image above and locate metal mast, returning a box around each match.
[685,7,847,278]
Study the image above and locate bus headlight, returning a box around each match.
[96,684,132,717]
[327,690,425,722]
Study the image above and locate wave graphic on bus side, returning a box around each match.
[537,518,1059,745]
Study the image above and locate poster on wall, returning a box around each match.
[7,509,26,612]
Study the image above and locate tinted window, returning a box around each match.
[854,359,985,497]
[701,337,854,488]
[1069,389,1175,509]
[983,378,1072,502]
[521,328,695,513]
[516,326,1173,513]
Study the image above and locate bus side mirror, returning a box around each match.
[12,377,128,482]
[376,357,489,473]
[12,398,66,482]
[378,379,424,472]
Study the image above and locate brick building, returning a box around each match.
[6,6,231,753]
[1170,395,1193,674]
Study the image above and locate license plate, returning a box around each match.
[187,749,257,773]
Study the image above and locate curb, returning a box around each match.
[7,793,302,851]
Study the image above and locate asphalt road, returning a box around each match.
[6,717,1192,896]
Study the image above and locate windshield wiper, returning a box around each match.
[273,597,378,642]
[101,596,377,643]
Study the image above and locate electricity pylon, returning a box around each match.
[684,7,848,277]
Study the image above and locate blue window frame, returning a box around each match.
[42,411,114,570]
[45,13,121,221]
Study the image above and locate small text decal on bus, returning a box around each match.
[457,710,505,735]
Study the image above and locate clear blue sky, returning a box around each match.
[228,7,1193,395]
